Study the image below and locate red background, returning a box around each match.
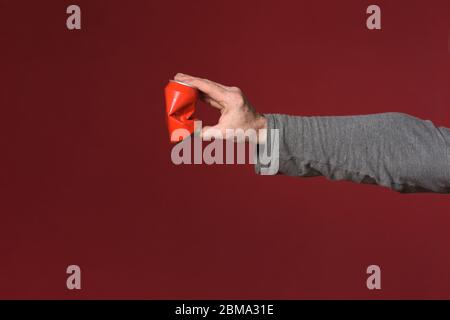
[1,0,450,299]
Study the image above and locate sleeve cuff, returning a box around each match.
[255,114,281,176]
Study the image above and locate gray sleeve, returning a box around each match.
[255,112,450,193]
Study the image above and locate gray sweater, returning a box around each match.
[256,113,450,193]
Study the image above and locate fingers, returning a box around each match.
[174,73,226,109]
[200,93,223,109]
[175,73,228,89]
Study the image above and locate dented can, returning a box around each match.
[165,80,198,143]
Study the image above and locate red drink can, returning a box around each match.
[165,80,198,143]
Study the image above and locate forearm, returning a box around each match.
[256,112,450,193]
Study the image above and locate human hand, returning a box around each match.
[174,73,267,144]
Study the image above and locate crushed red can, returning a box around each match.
[165,80,198,143]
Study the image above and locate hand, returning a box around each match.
[174,73,267,144]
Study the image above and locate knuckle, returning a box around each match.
[230,86,242,94]
[234,93,245,105]
[228,87,245,105]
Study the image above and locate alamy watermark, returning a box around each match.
[170,121,280,175]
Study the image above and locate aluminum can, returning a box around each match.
[165,80,198,143]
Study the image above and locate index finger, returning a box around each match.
[174,74,227,108]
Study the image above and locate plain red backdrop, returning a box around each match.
[0,0,449,299]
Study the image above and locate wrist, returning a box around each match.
[255,114,268,144]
